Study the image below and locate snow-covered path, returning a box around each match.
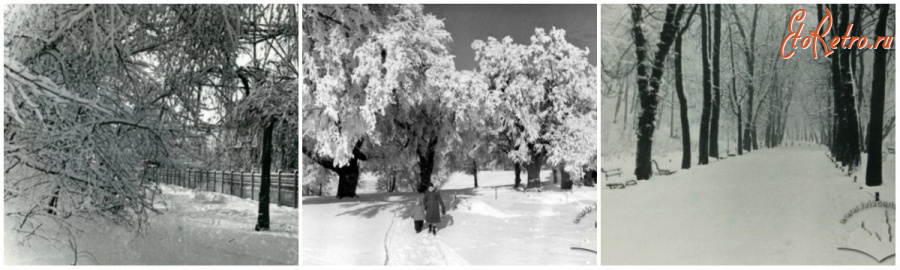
[602,146,895,264]
[384,204,469,265]
[303,171,597,265]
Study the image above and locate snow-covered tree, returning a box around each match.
[472,28,596,190]
[303,5,463,197]
[5,4,298,259]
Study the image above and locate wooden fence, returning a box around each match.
[146,168,298,208]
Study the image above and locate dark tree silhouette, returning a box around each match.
[828,4,862,169]
[674,5,699,169]
[709,4,722,159]
[698,4,712,165]
[730,5,760,152]
[302,140,367,199]
[630,4,686,179]
[866,4,890,187]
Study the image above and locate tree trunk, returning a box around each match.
[614,85,622,123]
[698,4,712,165]
[256,117,276,231]
[514,162,522,188]
[732,5,759,153]
[303,140,367,199]
[737,110,743,155]
[335,162,361,198]
[584,169,596,187]
[552,167,559,184]
[47,185,60,215]
[390,176,396,192]
[417,136,439,189]
[623,84,629,129]
[670,90,675,138]
[560,166,573,190]
[674,34,692,169]
[833,4,862,168]
[709,4,722,159]
[631,4,685,180]
[473,160,479,188]
[866,4,888,187]
[525,147,546,190]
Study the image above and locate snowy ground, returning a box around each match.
[601,144,895,264]
[302,170,597,265]
[5,184,298,265]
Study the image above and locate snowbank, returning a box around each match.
[5,184,298,265]
[303,170,597,265]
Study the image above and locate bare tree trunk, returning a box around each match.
[698,4,712,165]
[472,160,479,188]
[670,90,675,137]
[729,25,743,155]
[833,4,862,168]
[675,35,693,168]
[256,117,276,231]
[674,4,697,168]
[631,4,685,179]
[514,162,522,188]
[731,5,759,153]
[614,84,623,124]
[866,4,889,187]
[709,4,722,159]
[623,83,629,128]
[525,145,547,189]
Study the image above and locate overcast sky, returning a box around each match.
[423,4,597,71]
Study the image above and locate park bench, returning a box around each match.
[606,180,637,190]
[652,160,676,176]
[606,183,625,189]
[601,167,622,180]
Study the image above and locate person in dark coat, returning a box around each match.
[422,183,446,235]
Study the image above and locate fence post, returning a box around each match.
[251,171,256,201]
[277,171,283,207]
[240,171,245,199]
[229,171,234,196]
[294,170,299,208]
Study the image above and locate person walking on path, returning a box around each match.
[422,183,446,235]
[412,200,426,233]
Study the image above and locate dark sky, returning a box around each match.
[424,4,597,71]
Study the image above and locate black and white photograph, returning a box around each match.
[302,4,597,265]
[4,4,299,264]
[601,3,895,264]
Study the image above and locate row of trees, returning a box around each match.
[302,4,597,198]
[5,4,298,241]
[605,4,893,186]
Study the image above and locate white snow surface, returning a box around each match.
[601,145,895,265]
[5,184,298,265]
[302,170,597,265]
